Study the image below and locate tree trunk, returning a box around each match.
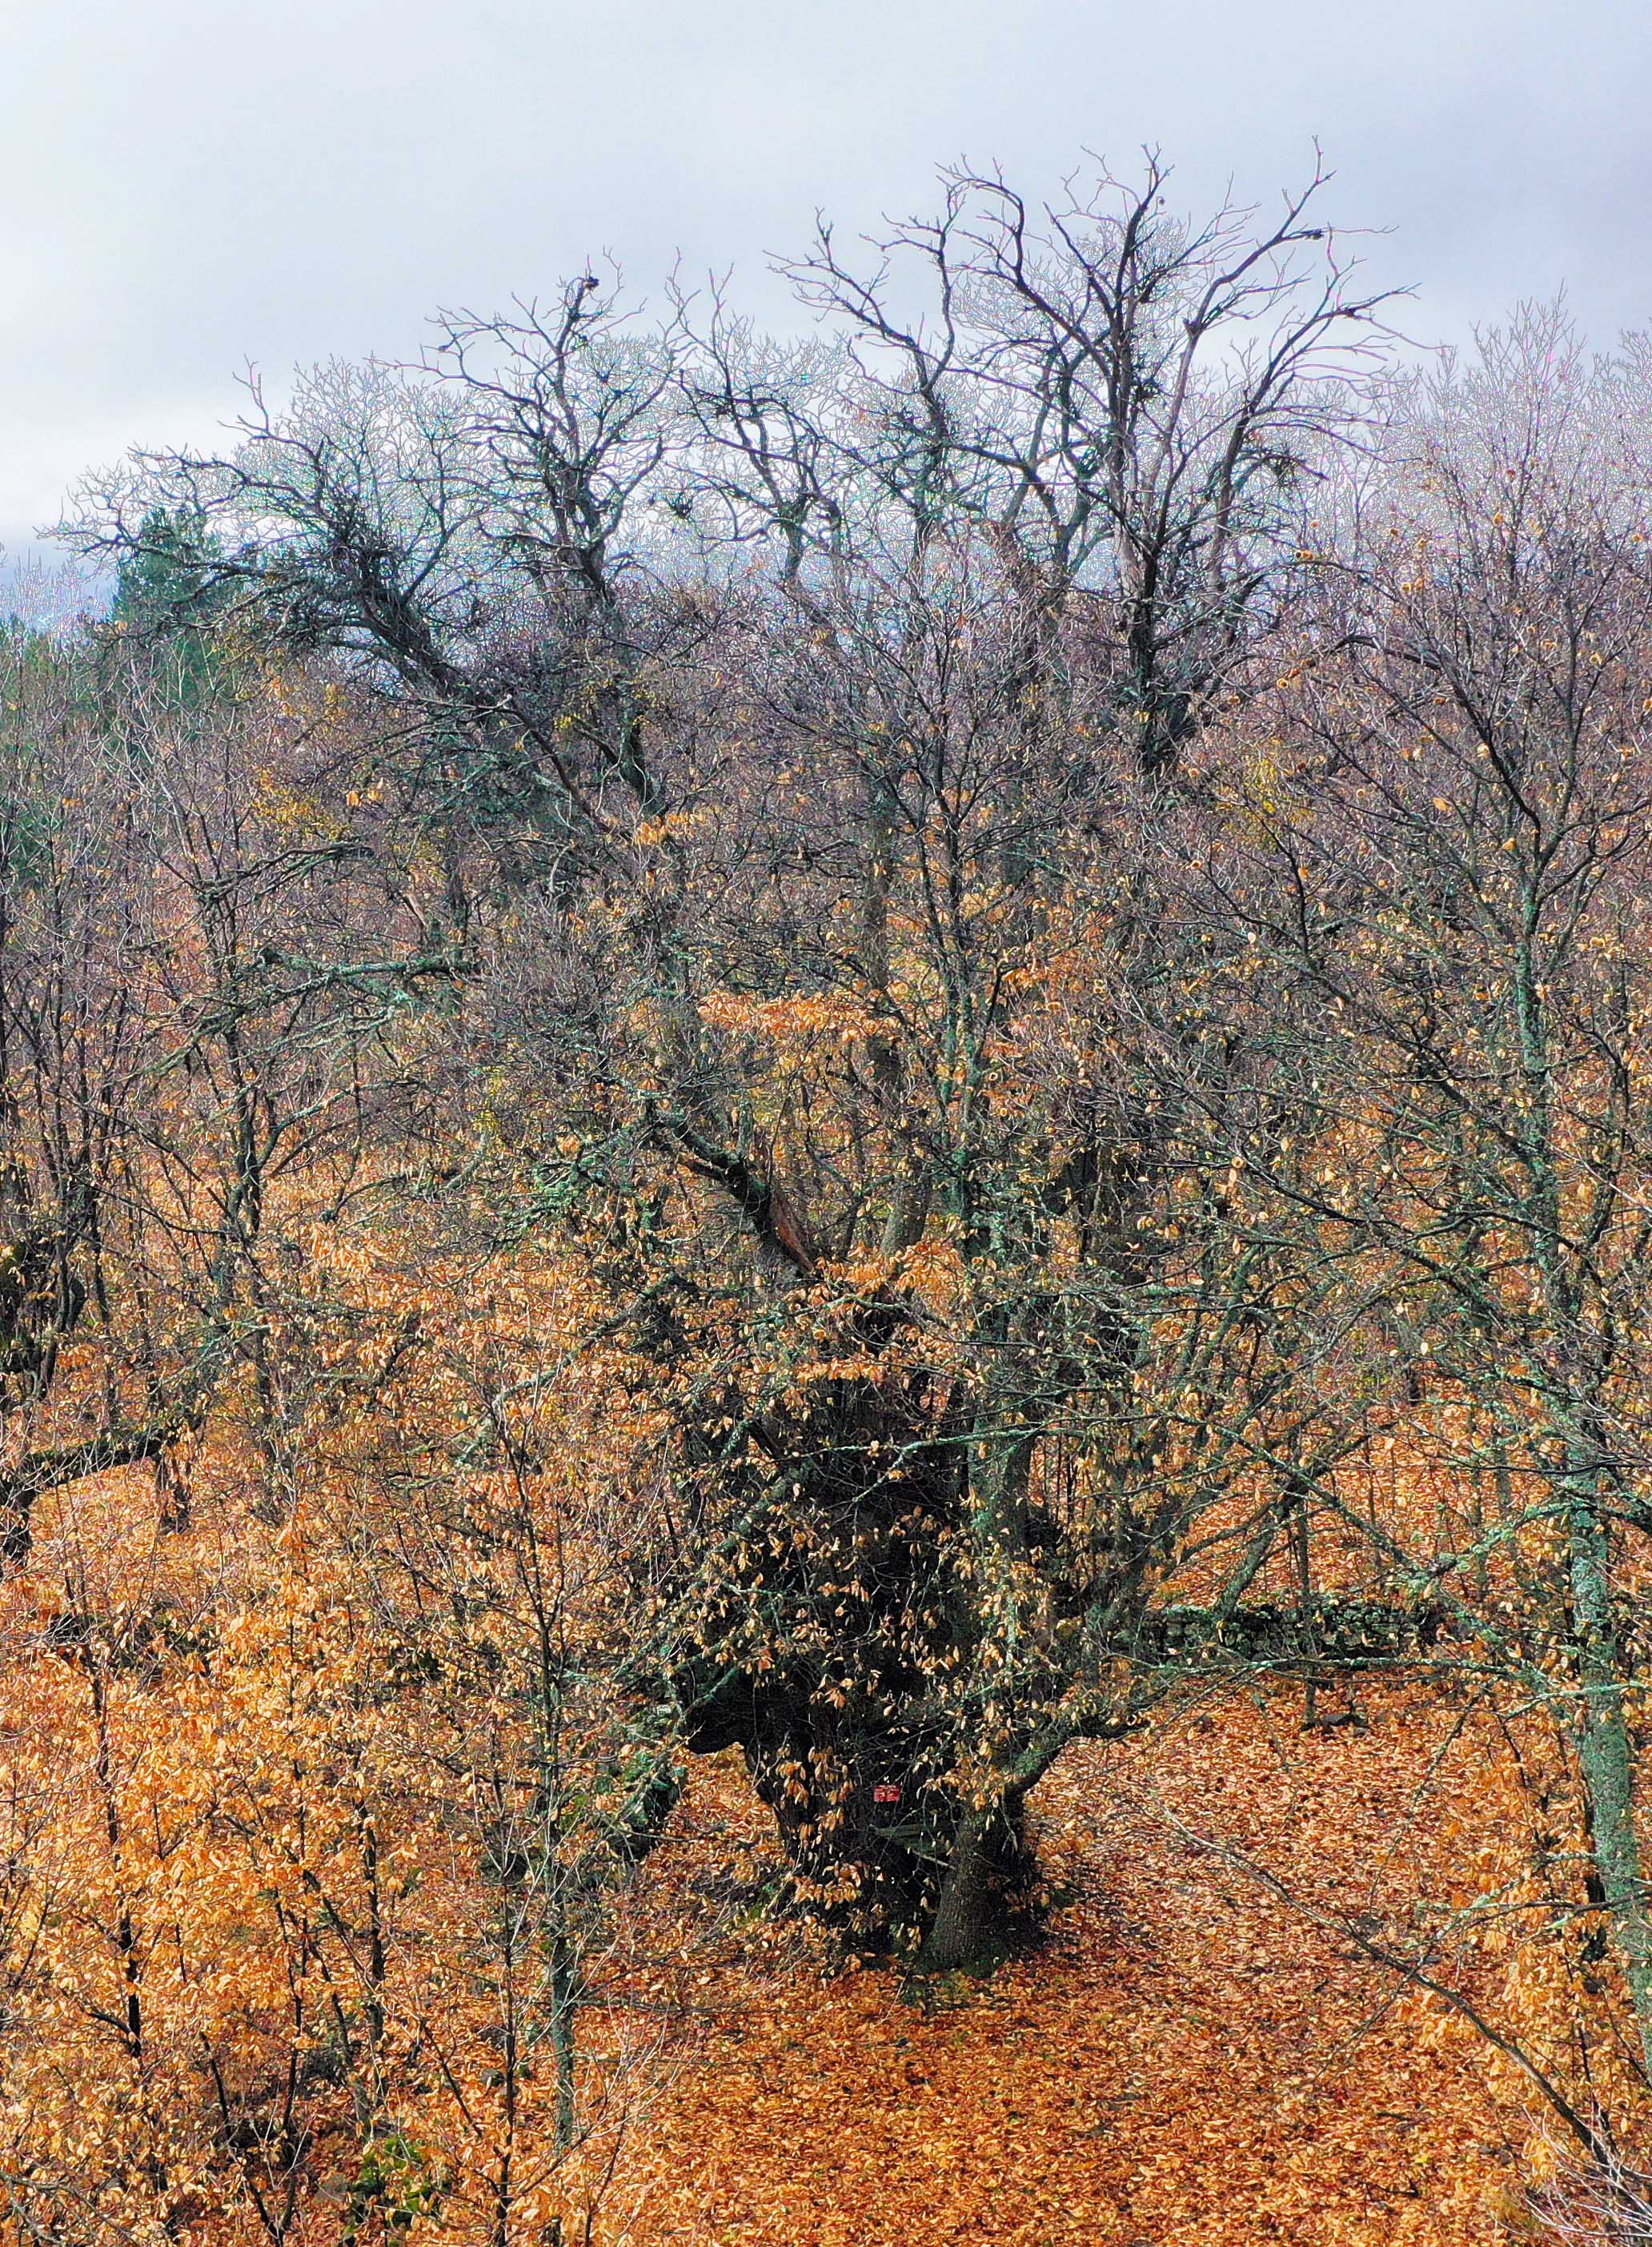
[1566,1471,1652,2079]
[917,1803,1034,1973]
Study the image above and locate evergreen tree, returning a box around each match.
[109,505,233,706]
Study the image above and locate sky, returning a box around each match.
[6,0,1652,567]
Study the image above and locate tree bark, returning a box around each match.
[917,1804,1033,1972]
[1565,1466,1652,2080]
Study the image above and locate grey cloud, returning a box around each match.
[6,0,1652,556]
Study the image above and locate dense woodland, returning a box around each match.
[2,156,1651,2241]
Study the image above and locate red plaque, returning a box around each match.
[872,1783,902,1806]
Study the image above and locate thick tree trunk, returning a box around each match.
[682,1668,1036,1961]
[736,1702,943,1946]
[918,1804,1035,1972]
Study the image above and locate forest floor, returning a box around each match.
[607,1682,1523,2247]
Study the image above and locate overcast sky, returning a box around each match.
[6,0,1652,563]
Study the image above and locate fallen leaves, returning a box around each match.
[615,1685,1521,2246]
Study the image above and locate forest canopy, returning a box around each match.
[2,153,1650,2244]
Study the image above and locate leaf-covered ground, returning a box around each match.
[615,1684,1516,2246]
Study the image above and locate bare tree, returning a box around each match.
[1208,304,1652,2088]
[58,157,1405,1970]
[684,152,1394,771]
